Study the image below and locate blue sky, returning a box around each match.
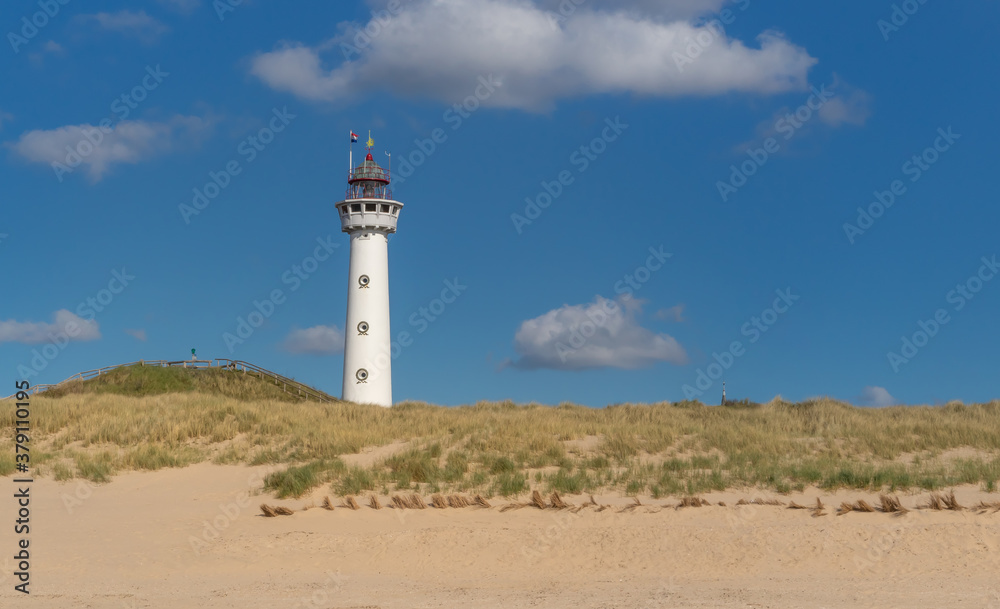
[1,0,997,407]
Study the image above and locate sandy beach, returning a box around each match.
[3,463,999,608]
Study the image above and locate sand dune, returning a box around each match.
[3,464,999,608]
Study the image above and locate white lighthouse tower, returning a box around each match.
[336,134,403,407]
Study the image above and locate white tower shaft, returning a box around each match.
[336,144,402,408]
[342,231,392,405]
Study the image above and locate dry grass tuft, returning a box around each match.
[392,495,408,509]
[431,494,448,509]
[531,490,547,509]
[837,502,854,516]
[549,492,568,509]
[854,500,875,512]
[924,493,945,510]
[738,497,785,506]
[448,494,470,508]
[788,501,808,509]
[943,491,963,511]
[410,493,427,509]
[813,497,827,517]
[344,496,360,510]
[474,494,491,508]
[621,496,644,512]
[677,496,706,508]
[261,504,294,516]
[500,502,526,512]
[878,494,908,513]
[321,496,335,511]
[368,494,382,510]
[718,501,726,507]
[973,501,1000,513]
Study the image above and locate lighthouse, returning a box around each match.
[336,133,403,407]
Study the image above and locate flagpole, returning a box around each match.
[349,132,353,178]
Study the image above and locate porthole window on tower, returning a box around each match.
[356,368,369,383]
[358,274,370,288]
[357,321,369,335]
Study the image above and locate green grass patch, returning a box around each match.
[52,462,74,481]
[75,452,114,483]
[335,466,376,496]
[0,451,15,477]
[264,459,345,498]
[492,471,527,497]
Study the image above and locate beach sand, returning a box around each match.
[3,463,999,608]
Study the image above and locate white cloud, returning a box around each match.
[282,325,345,355]
[43,40,63,53]
[80,10,169,41]
[9,115,212,182]
[125,328,148,342]
[734,77,871,153]
[818,86,872,127]
[251,0,816,111]
[654,304,685,322]
[505,296,688,371]
[158,0,201,14]
[0,109,12,131]
[0,310,100,344]
[537,0,732,20]
[858,386,897,408]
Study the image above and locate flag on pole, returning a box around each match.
[350,131,359,143]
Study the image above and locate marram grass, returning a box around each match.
[2,383,999,497]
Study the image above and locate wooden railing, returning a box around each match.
[4,359,338,403]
